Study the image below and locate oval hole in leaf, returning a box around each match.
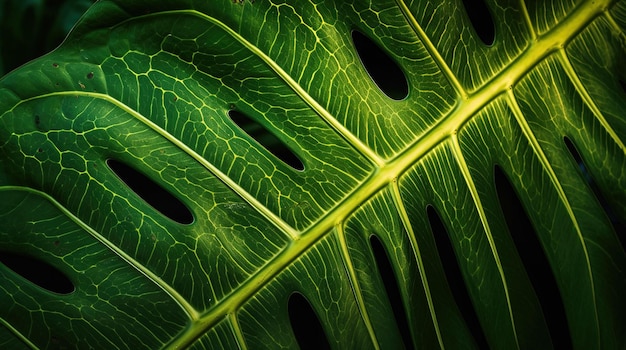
[494,165,572,348]
[228,110,304,171]
[107,159,194,224]
[563,137,625,250]
[351,30,409,100]
[427,205,488,349]
[369,234,413,349]
[0,251,74,294]
[461,0,495,45]
[619,79,626,95]
[288,292,330,350]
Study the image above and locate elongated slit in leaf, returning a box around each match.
[619,79,626,94]
[563,137,625,249]
[228,110,304,171]
[107,159,194,224]
[494,165,572,348]
[370,234,413,349]
[0,252,74,294]
[427,205,488,349]
[288,292,330,350]
[460,0,495,45]
[351,30,409,100]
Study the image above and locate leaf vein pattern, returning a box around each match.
[395,0,466,98]
[113,10,384,167]
[1,0,620,348]
[450,134,520,349]
[169,0,614,344]
[335,224,380,347]
[8,91,299,240]
[557,49,626,153]
[0,186,198,321]
[505,89,599,342]
[604,10,626,42]
[0,317,37,350]
[390,180,444,349]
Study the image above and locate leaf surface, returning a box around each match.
[1,0,625,348]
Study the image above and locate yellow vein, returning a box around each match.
[229,312,248,350]
[519,0,537,40]
[0,317,38,350]
[335,224,380,349]
[604,10,626,42]
[391,0,610,165]
[194,11,385,167]
[505,90,599,343]
[449,134,520,350]
[0,186,199,321]
[189,171,395,344]
[557,48,626,153]
[390,180,444,349]
[395,0,467,99]
[114,10,385,168]
[12,91,299,241]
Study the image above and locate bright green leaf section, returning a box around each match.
[1,0,625,349]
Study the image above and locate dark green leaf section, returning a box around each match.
[113,0,460,159]
[399,141,554,349]
[566,15,626,222]
[0,324,29,350]
[459,96,590,348]
[1,4,374,232]
[337,1,458,157]
[613,1,626,29]
[514,55,626,349]
[344,189,422,349]
[0,190,188,349]
[98,5,373,230]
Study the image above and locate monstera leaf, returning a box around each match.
[1,0,625,348]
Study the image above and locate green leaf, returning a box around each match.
[1,0,625,348]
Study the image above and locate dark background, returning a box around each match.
[0,0,95,77]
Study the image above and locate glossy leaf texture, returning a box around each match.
[1,0,625,348]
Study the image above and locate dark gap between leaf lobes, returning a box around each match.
[427,205,488,349]
[107,159,194,225]
[494,165,572,348]
[288,292,330,350]
[0,251,75,294]
[370,234,413,349]
[563,137,625,250]
[351,30,409,100]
